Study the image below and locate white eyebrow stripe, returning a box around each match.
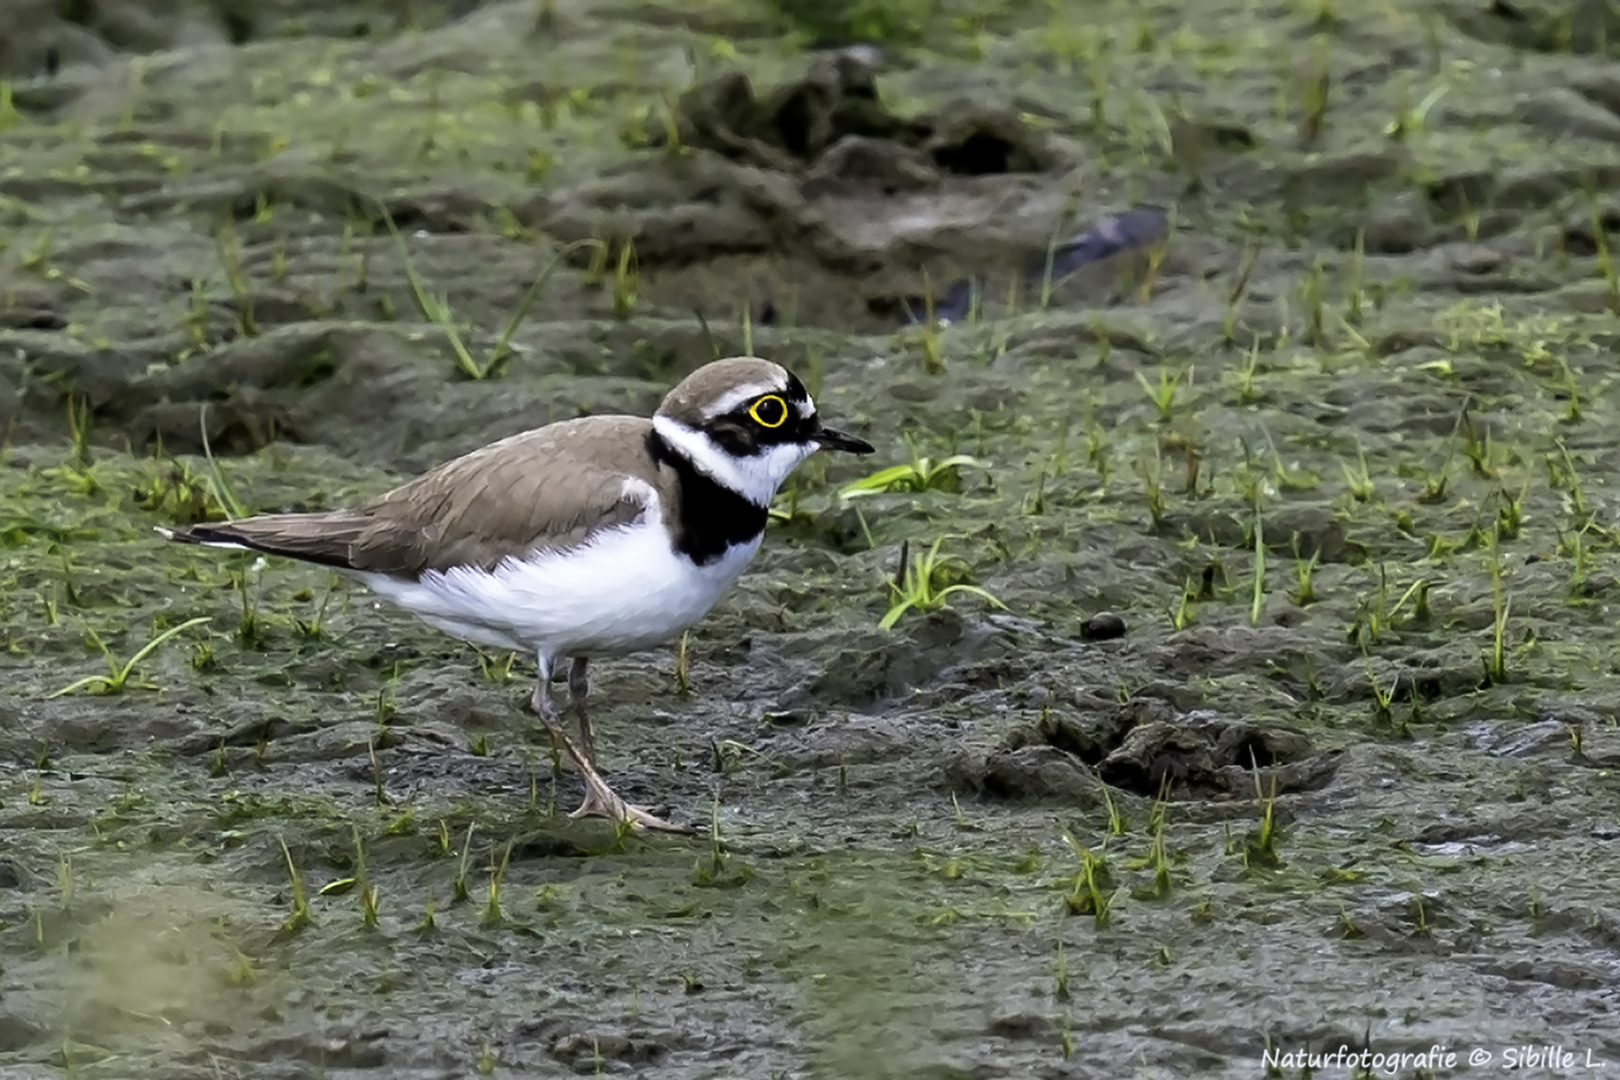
[706,380,793,419]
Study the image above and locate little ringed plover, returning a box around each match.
[160,356,874,832]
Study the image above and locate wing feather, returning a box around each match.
[164,417,660,579]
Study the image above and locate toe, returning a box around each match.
[568,794,690,834]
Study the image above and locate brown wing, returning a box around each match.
[165,416,660,579]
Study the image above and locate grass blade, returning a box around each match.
[115,616,212,682]
[484,238,605,378]
[374,200,482,379]
[199,405,248,520]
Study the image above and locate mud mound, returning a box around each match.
[657,55,1057,182]
[538,56,1075,330]
[949,695,1339,805]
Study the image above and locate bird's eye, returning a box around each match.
[748,394,789,429]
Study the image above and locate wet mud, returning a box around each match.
[3,0,1620,1077]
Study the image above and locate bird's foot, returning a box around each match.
[569,782,692,834]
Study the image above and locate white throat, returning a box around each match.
[652,415,818,506]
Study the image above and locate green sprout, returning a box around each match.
[1230,340,1266,404]
[1136,366,1190,423]
[1341,440,1375,502]
[838,435,988,500]
[1249,514,1267,626]
[50,617,212,697]
[1138,446,1168,528]
[1482,558,1511,685]
[1127,791,1174,900]
[1171,578,1198,631]
[612,237,639,319]
[276,837,312,939]
[1060,831,1115,925]
[1289,538,1320,606]
[879,538,1007,629]
[452,823,476,903]
[483,842,513,927]
[674,630,692,696]
[1243,766,1284,869]
[1364,657,1400,728]
[331,825,381,928]
[1385,82,1448,140]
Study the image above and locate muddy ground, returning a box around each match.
[3,0,1620,1077]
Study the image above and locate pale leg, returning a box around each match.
[531,654,689,834]
[569,656,596,767]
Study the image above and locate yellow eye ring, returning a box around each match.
[749,394,789,428]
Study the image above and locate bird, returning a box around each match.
[160,356,875,833]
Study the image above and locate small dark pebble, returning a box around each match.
[1081,612,1127,641]
[0,858,21,889]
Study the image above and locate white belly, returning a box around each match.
[354,523,761,663]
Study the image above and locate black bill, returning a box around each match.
[814,425,875,454]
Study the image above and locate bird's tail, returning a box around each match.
[160,513,371,571]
